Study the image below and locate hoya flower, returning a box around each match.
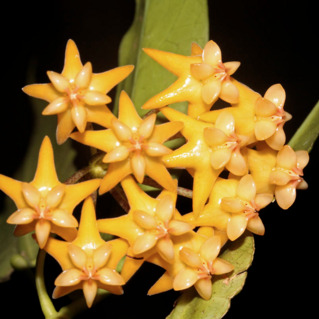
[142,40,240,117]
[204,110,248,176]
[44,196,128,308]
[269,145,309,209]
[71,90,183,194]
[98,176,193,280]
[0,136,101,248]
[220,174,273,241]
[23,39,134,144]
[254,84,292,150]
[173,235,234,300]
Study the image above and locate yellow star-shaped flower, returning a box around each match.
[44,196,128,308]
[0,136,101,248]
[23,39,134,144]
[97,176,193,282]
[159,106,223,216]
[71,90,183,194]
[142,40,240,117]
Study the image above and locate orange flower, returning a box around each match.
[254,84,292,150]
[44,196,128,308]
[269,145,309,209]
[71,91,183,194]
[142,40,240,117]
[0,136,100,248]
[23,39,134,144]
[173,235,233,300]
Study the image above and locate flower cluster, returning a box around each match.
[0,39,309,308]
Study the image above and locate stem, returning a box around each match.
[65,166,91,184]
[35,250,59,318]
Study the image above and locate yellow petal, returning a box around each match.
[194,278,212,300]
[138,113,156,139]
[190,63,214,80]
[35,219,51,248]
[255,97,277,117]
[62,39,83,79]
[237,174,256,202]
[83,91,111,105]
[93,243,112,270]
[157,238,174,263]
[204,127,228,147]
[144,142,172,157]
[131,153,146,183]
[269,170,291,186]
[47,71,69,93]
[215,110,235,135]
[227,214,247,241]
[179,247,202,268]
[276,145,296,169]
[46,184,66,208]
[71,104,87,133]
[97,268,125,286]
[103,146,130,163]
[200,236,221,262]
[173,268,198,291]
[220,79,239,104]
[42,97,69,115]
[83,280,98,308]
[264,83,286,108]
[7,208,35,225]
[224,61,241,76]
[168,220,193,236]
[202,79,221,104]
[266,127,286,150]
[211,148,232,169]
[275,184,296,210]
[55,268,83,286]
[133,210,157,230]
[296,150,309,170]
[202,40,221,65]
[212,258,234,275]
[56,111,76,144]
[155,194,174,222]
[191,42,203,55]
[247,216,265,235]
[132,232,157,255]
[255,120,277,140]
[51,209,78,228]
[255,193,273,209]
[75,62,92,89]
[111,118,132,142]
[221,197,245,213]
[68,244,87,269]
[227,150,247,176]
[22,183,40,208]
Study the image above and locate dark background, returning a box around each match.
[1,0,318,318]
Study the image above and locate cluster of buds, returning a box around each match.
[0,39,309,308]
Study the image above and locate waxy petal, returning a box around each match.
[155,195,174,222]
[47,71,69,93]
[220,79,239,104]
[133,210,157,230]
[131,153,146,183]
[35,219,52,248]
[200,236,221,262]
[71,104,87,133]
[157,237,175,263]
[138,113,156,139]
[266,127,286,150]
[46,184,66,208]
[211,148,232,169]
[83,91,111,105]
[202,40,221,65]
[221,197,245,213]
[51,209,78,228]
[227,150,247,176]
[55,268,83,286]
[247,216,265,235]
[227,214,247,241]
[179,247,202,268]
[195,278,212,300]
[111,118,132,142]
[215,111,235,135]
[190,63,214,80]
[83,280,98,308]
[7,208,35,225]
[255,193,274,209]
[276,145,296,169]
[212,258,234,275]
[255,97,277,117]
[202,79,221,104]
[132,232,157,255]
[269,170,291,186]
[264,83,286,108]
[296,150,309,170]
[144,142,172,157]
[97,268,125,286]
[237,174,256,202]
[42,97,69,115]
[93,244,112,270]
[22,183,40,208]
[224,61,240,76]
[68,244,87,269]
[103,146,130,163]
[75,62,92,89]
[204,127,228,147]
[173,268,198,291]
[275,184,296,210]
[168,220,193,236]
[255,120,277,140]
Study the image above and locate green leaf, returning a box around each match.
[288,100,319,152]
[166,232,255,319]
[114,0,209,117]
[0,96,77,281]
